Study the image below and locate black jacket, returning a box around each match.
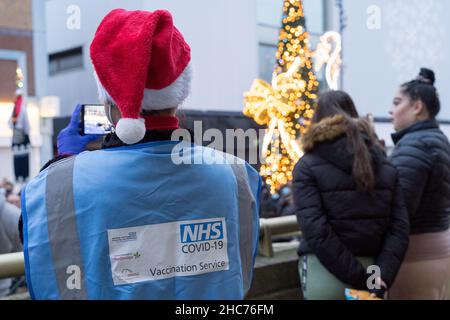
[390,120,450,234]
[293,115,409,290]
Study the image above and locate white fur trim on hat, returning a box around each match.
[115,118,146,145]
[93,70,115,105]
[94,63,192,110]
[142,63,192,110]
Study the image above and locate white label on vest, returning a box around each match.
[107,217,229,285]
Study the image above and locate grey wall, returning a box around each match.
[340,0,449,120]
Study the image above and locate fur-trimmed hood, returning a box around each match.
[300,115,384,173]
[301,115,348,152]
[301,115,377,152]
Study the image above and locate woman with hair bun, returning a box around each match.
[389,68,450,299]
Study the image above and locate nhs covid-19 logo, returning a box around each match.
[180,220,224,243]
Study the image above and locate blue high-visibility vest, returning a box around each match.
[22,141,261,300]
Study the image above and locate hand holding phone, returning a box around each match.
[57,104,99,156]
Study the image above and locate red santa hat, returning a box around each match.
[90,9,192,144]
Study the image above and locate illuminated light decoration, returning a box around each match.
[16,67,24,90]
[314,31,342,90]
[246,58,305,167]
[244,0,318,194]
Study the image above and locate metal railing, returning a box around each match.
[0,252,24,279]
[259,216,301,257]
[0,216,300,279]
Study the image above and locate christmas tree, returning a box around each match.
[244,0,318,194]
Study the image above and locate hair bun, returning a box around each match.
[417,68,436,85]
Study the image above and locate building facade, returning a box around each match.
[45,0,260,115]
[0,0,48,182]
[45,0,328,112]
[46,0,450,143]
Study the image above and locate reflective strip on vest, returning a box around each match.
[230,163,256,294]
[45,157,87,299]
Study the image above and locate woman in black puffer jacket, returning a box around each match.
[388,69,450,300]
[293,91,409,300]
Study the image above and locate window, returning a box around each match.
[257,0,324,35]
[257,0,283,28]
[303,0,325,36]
[49,47,83,75]
[257,0,326,84]
[259,44,278,82]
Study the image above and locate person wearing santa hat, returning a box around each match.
[20,9,261,300]
[9,88,31,182]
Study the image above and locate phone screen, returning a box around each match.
[82,104,113,135]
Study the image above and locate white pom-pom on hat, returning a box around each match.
[115,118,146,145]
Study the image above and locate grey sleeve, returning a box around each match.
[1,202,23,253]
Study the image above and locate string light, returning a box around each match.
[16,67,24,90]
[314,31,342,90]
[244,0,318,194]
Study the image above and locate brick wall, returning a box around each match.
[0,0,32,30]
[0,0,35,101]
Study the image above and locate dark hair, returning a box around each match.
[313,90,375,192]
[313,90,359,121]
[401,68,440,118]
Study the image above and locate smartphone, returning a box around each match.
[80,104,113,135]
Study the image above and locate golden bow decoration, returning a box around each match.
[244,57,305,125]
[243,57,305,162]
